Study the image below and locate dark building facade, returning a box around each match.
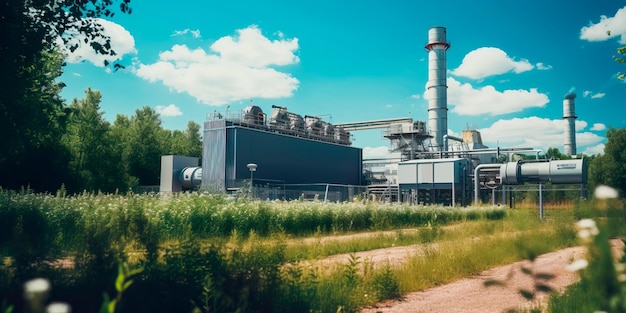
[202,119,362,199]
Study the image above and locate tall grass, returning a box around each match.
[543,200,626,313]
[1,188,597,313]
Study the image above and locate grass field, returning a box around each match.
[0,189,624,313]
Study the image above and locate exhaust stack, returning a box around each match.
[425,26,450,151]
[563,92,577,156]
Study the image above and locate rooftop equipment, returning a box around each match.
[243,105,265,125]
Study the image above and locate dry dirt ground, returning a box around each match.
[352,239,624,313]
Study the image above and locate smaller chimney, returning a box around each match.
[563,92,577,156]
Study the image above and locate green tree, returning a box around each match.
[0,50,71,191]
[63,88,130,192]
[110,107,167,187]
[166,121,203,158]
[109,115,140,190]
[588,128,626,196]
[545,147,571,160]
[0,0,132,191]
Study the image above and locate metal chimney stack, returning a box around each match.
[563,92,577,156]
[425,26,450,151]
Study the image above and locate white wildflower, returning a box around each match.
[578,229,592,240]
[24,278,50,296]
[575,219,599,241]
[24,278,50,311]
[594,185,619,199]
[47,302,72,313]
[566,259,589,272]
[576,219,596,230]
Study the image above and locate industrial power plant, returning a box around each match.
[160,26,586,206]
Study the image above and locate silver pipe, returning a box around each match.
[335,117,413,131]
[443,134,463,152]
[474,163,503,204]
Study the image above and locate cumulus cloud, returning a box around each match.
[583,90,606,99]
[172,28,201,38]
[135,25,300,105]
[478,117,604,153]
[451,47,536,79]
[580,6,626,44]
[410,94,421,99]
[536,63,553,70]
[583,143,605,156]
[444,77,549,116]
[363,146,391,159]
[590,123,606,131]
[155,104,183,117]
[62,18,136,67]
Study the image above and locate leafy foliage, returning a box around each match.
[0,0,133,192]
[0,190,510,311]
[615,46,626,80]
[588,128,626,196]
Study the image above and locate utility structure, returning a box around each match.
[158,26,587,208]
[425,26,450,152]
[563,92,577,156]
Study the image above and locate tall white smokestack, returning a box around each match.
[425,26,450,151]
[563,92,577,156]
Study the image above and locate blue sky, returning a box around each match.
[59,0,626,158]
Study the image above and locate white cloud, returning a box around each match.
[583,90,606,99]
[135,25,300,105]
[451,47,535,79]
[62,18,136,67]
[385,104,393,108]
[580,6,626,44]
[444,77,549,116]
[410,94,421,99]
[478,117,604,153]
[211,26,299,67]
[156,104,183,117]
[590,123,606,131]
[363,146,392,159]
[536,63,553,70]
[172,28,201,38]
[583,143,605,156]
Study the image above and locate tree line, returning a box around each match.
[2,0,625,197]
[2,84,202,194]
[1,0,200,194]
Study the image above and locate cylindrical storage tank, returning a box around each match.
[547,159,586,184]
[518,162,551,182]
[500,161,521,185]
[428,26,447,44]
[180,166,203,190]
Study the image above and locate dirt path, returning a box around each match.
[359,240,624,313]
